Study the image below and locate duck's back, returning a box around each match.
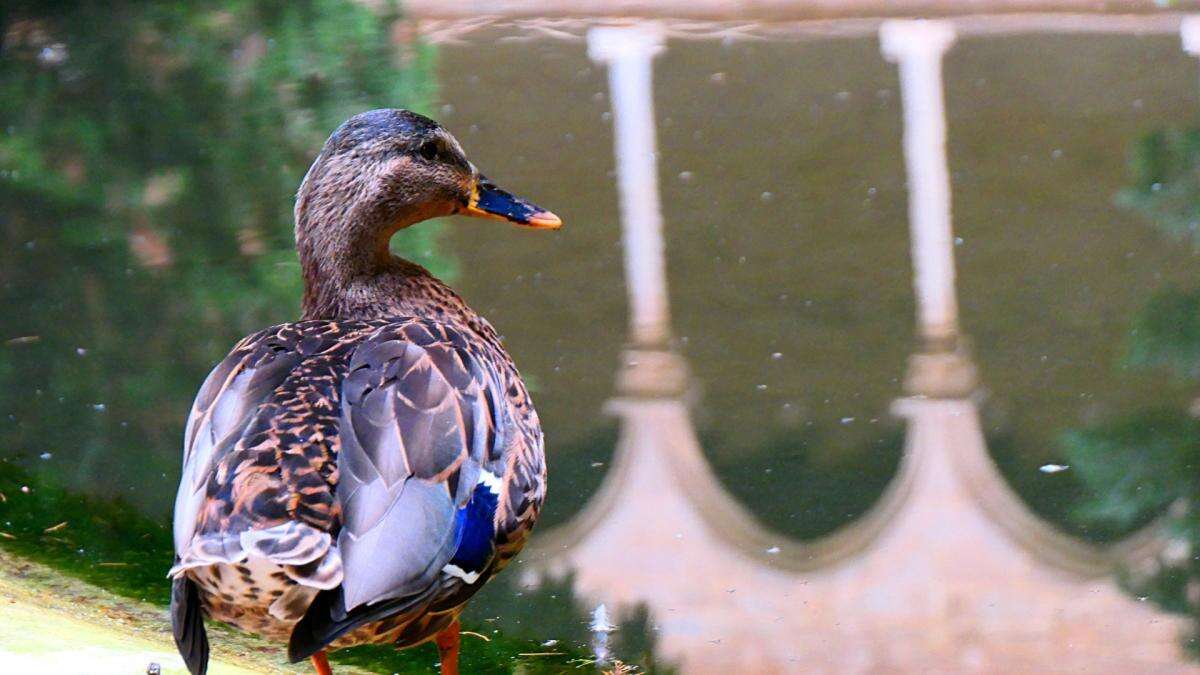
[170,315,545,669]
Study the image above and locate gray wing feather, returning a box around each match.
[336,323,501,612]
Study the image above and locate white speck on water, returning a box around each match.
[541,639,558,647]
[678,171,694,182]
[1039,463,1070,474]
[1051,149,1063,159]
[954,237,964,246]
[766,546,781,554]
[590,462,604,468]
[75,348,87,356]
[37,43,68,66]
[771,352,783,360]
[835,90,851,101]
[756,384,768,391]
[92,403,106,412]
[39,452,51,460]
[867,186,877,196]
[710,72,726,84]
[760,191,774,202]
[600,111,612,122]
[20,486,30,494]
[1151,182,1163,192]
[840,417,856,424]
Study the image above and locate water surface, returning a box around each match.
[3,6,1200,672]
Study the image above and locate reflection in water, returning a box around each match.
[0,1,441,515]
[1057,19,1200,658]
[5,7,1200,673]
[525,21,1196,673]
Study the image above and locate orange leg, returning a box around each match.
[435,619,461,675]
[311,650,333,675]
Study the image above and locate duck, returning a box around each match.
[168,108,560,675]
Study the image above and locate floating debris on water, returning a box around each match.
[766,546,781,555]
[1039,464,1070,474]
[38,452,52,460]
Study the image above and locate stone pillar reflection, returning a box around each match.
[1182,15,1200,60]
[1182,16,1200,418]
[881,20,977,398]
[590,24,688,397]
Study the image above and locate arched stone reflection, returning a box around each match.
[524,20,1194,673]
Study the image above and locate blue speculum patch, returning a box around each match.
[447,481,499,579]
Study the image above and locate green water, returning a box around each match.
[4,3,1200,671]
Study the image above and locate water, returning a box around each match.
[3,5,1200,673]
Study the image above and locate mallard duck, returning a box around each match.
[168,109,560,675]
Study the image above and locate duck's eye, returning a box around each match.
[418,140,439,162]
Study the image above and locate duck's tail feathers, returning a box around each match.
[171,575,209,675]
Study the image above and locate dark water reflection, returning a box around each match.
[4,7,1200,673]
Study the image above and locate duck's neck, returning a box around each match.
[297,221,476,325]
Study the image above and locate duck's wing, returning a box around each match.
[289,320,512,661]
[171,325,303,562]
[171,320,379,675]
[171,321,373,578]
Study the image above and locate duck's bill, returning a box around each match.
[461,176,562,229]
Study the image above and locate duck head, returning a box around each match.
[295,109,560,285]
